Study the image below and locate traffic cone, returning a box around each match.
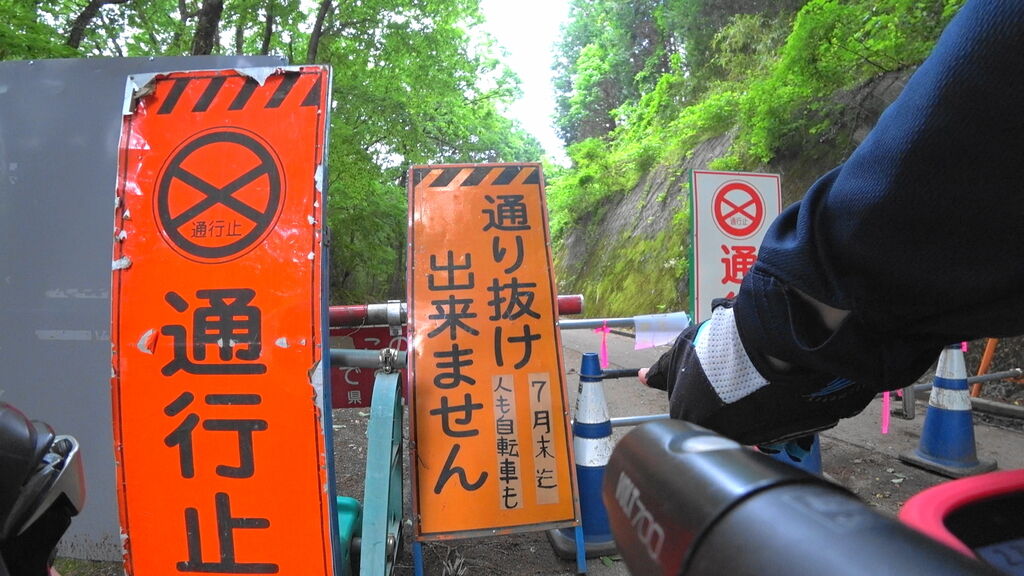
[899,345,997,478]
[548,352,617,559]
[758,434,823,476]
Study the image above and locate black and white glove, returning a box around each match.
[644,300,875,446]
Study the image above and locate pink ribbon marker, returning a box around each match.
[593,321,611,369]
[881,391,891,434]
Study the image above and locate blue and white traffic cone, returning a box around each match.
[548,353,617,560]
[758,434,823,476]
[899,345,997,478]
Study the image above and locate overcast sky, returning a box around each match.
[478,0,571,165]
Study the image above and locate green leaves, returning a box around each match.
[549,0,964,317]
[313,0,545,301]
[553,0,672,146]
[734,0,961,163]
[550,0,963,218]
[0,0,77,59]
[2,0,542,304]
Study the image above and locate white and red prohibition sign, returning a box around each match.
[712,180,764,239]
[691,170,781,323]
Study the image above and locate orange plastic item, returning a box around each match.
[111,67,335,574]
[407,164,579,539]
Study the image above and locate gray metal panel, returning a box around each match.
[0,54,288,561]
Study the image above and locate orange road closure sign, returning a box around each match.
[111,66,334,574]
[407,164,579,539]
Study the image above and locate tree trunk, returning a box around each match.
[306,0,331,63]
[260,3,275,55]
[191,0,225,55]
[234,20,245,54]
[66,0,130,49]
[387,241,406,300]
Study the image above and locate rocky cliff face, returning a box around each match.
[554,70,913,319]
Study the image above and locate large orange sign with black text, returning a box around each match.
[111,67,335,574]
[408,164,579,539]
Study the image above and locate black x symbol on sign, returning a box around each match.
[157,130,283,262]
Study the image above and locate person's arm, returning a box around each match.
[649,0,1024,445]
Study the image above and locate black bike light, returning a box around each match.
[603,419,1003,576]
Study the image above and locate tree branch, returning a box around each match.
[66,0,130,49]
[829,38,892,73]
[134,9,162,51]
[99,10,124,56]
[179,0,198,21]
[306,0,331,63]
[260,3,274,55]
[234,19,245,53]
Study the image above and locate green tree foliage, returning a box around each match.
[660,0,808,96]
[730,0,964,163]
[0,0,78,59]
[1,0,543,304]
[549,0,965,316]
[550,0,965,235]
[553,0,672,146]
[311,0,543,302]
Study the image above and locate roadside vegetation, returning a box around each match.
[2,0,545,304]
[548,0,964,316]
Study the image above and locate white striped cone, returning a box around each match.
[548,352,617,559]
[899,345,997,478]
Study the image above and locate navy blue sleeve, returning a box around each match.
[734,0,1024,392]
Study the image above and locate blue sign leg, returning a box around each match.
[414,541,424,576]
[575,524,587,574]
